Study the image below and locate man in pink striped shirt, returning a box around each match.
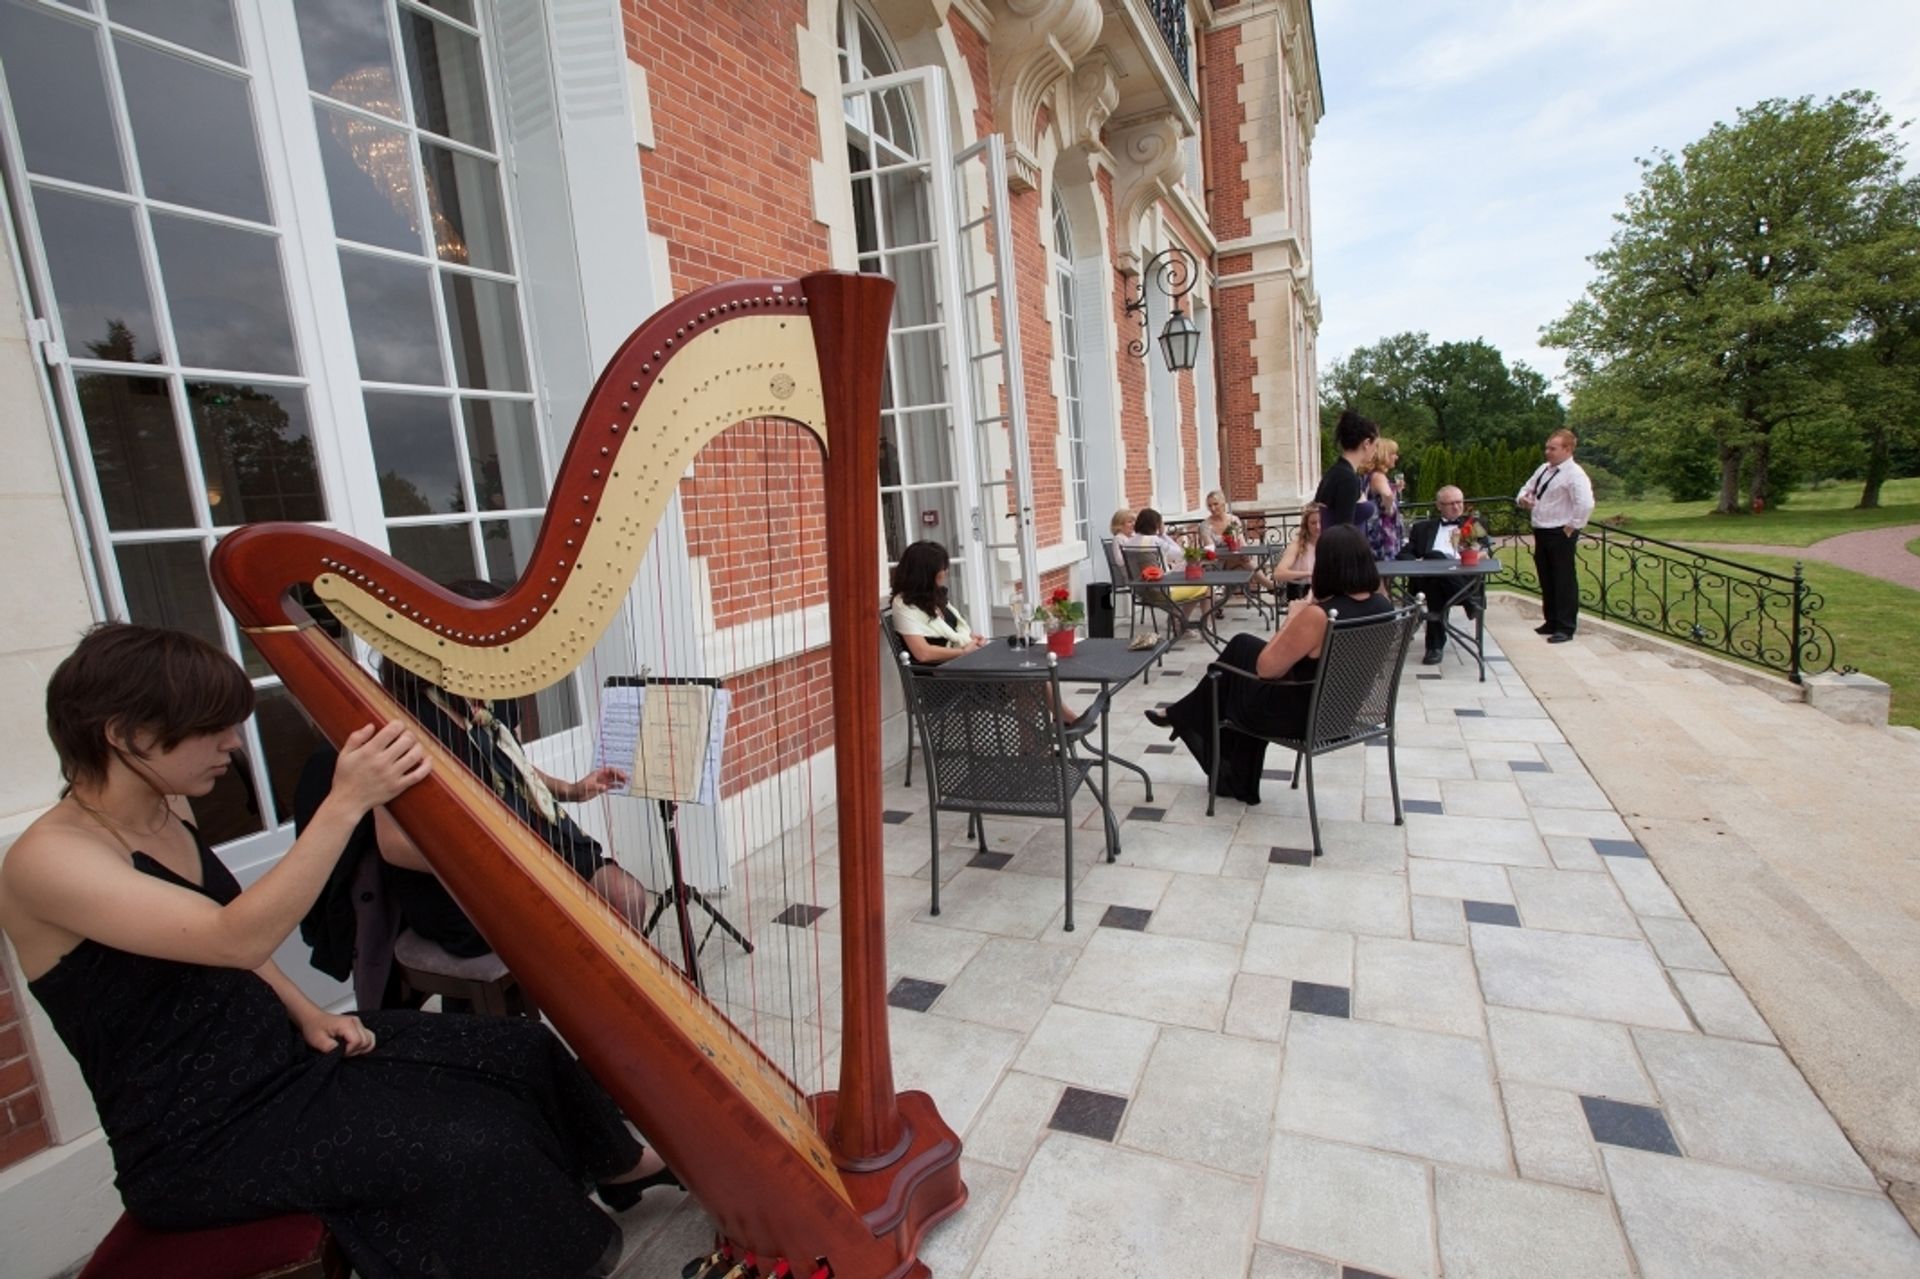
[1516,429,1596,643]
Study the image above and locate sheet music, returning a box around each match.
[595,682,728,805]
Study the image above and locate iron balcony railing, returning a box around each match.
[1166,498,1844,683]
[1148,0,1191,87]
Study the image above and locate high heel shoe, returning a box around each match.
[1143,707,1171,730]
[597,1164,685,1211]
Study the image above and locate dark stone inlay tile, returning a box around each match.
[772,903,827,929]
[1270,846,1313,866]
[1289,980,1351,1018]
[887,977,945,1012]
[1510,760,1552,773]
[1343,1270,1399,1279]
[1161,669,1186,677]
[1453,707,1488,718]
[1592,838,1649,859]
[1100,904,1153,931]
[1463,900,1521,927]
[968,850,1013,870]
[1262,767,1292,780]
[1155,701,1173,709]
[1144,743,1176,755]
[1128,806,1165,823]
[1049,1086,1127,1141]
[882,809,913,824]
[1404,799,1444,815]
[1580,1095,1681,1156]
[1415,672,1442,680]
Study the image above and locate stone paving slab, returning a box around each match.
[634,603,1920,1276]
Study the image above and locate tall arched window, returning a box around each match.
[1052,194,1089,545]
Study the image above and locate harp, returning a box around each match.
[209,272,965,1276]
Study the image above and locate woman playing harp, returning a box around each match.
[208,272,965,1277]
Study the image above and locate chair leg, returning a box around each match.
[1291,750,1304,790]
[928,810,941,916]
[974,813,988,855]
[1304,754,1323,860]
[903,708,914,788]
[1206,716,1220,818]
[1387,730,1404,826]
[1061,813,1075,932]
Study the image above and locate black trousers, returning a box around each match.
[1425,581,1484,653]
[1533,527,1580,634]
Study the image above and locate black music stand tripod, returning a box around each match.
[642,795,754,986]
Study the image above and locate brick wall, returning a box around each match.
[1103,171,1153,508]
[0,963,49,1169]
[1012,180,1066,547]
[1205,21,1250,243]
[1204,21,1263,502]
[621,4,839,795]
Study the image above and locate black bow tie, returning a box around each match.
[1439,517,1464,527]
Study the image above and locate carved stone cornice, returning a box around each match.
[1108,110,1187,272]
[987,0,1103,190]
[1068,52,1120,156]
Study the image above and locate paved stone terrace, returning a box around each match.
[609,606,1920,1278]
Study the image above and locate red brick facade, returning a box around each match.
[0,965,49,1169]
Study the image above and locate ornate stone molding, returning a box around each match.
[987,0,1102,190]
[1108,111,1187,272]
[1068,53,1120,156]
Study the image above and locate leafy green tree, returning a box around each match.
[1545,92,1913,514]
[1319,332,1437,444]
[1833,175,1920,507]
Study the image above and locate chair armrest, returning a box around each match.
[1061,688,1114,746]
[1206,660,1312,689]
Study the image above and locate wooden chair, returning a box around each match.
[1204,600,1424,857]
[904,662,1117,931]
[79,1212,347,1279]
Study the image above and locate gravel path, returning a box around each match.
[1681,522,1920,592]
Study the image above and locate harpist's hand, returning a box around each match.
[567,766,628,801]
[303,1012,377,1057]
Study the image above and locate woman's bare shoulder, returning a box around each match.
[3,808,120,882]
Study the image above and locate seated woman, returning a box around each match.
[1145,525,1392,804]
[1273,503,1325,600]
[1119,507,1208,630]
[1203,490,1274,592]
[888,540,988,665]
[371,581,649,953]
[0,625,670,1279]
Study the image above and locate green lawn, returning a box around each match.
[1490,536,1917,728]
[1590,476,1920,547]
[1908,536,1920,559]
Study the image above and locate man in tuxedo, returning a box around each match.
[1401,486,1480,665]
[1516,429,1595,643]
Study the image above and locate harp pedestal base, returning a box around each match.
[808,1089,967,1278]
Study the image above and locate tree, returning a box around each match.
[1834,175,1920,507]
[1321,333,1565,456]
[1545,92,1913,513]
[1319,332,1437,444]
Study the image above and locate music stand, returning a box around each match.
[603,675,753,988]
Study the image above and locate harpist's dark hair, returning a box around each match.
[46,623,254,790]
[1311,525,1381,600]
[889,541,950,619]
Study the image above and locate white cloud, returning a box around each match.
[1309,0,1920,389]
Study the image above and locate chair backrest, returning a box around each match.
[1302,601,1424,749]
[1099,537,1131,593]
[905,666,1075,813]
[1119,542,1172,606]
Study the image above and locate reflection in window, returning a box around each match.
[151,214,299,374]
[116,36,267,221]
[314,103,422,253]
[387,521,474,584]
[421,142,510,269]
[366,392,464,516]
[105,0,241,64]
[464,399,544,511]
[0,1,126,189]
[35,189,162,363]
[79,372,194,530]
[253,685,327,826]
[442,273,528,391]
[295,0,400,118]
[339,250,444,384]
[115,539,223,649]
[399,8,490,149]
[189,382,324,525]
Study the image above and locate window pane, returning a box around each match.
[888,331,948,421]
[895,406,954,484]
[442,273,527,391]
[421,141,508,269]
[885,246,938,330]
[387,521,474,584]
[151,214,298,373]
[339,250,443,384]
[0,1,125,188]
[366,392,463,515]
[115,538,221,648]
[479,514,538,582]
[463,399,543,510]
[116,37,268,222]
[105,0,238,63]
[188,381,324,525]
[78,371,193,529]
[400,10,490,150]
[416,0,475,25]
[296,0,400,120]
[253,685,325,826]
[34,187,161,362]
[879,169,932,248]
[523,677,580,740]
[314,103,422,253]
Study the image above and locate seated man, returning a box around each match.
[1401,485,1483,666]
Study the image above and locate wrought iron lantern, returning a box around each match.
[1124,245,1203,372]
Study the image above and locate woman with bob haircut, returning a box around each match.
[0,623,667,1278]
[1145,525,1393,804]
[888,539,988,665]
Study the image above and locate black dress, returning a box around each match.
[1161,592,1396,803]
[28,831,641,1279]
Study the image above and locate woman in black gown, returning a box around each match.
[0,625,664,1279]
[1147,525,1393,804]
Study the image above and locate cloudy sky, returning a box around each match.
[1308,0,1920,388]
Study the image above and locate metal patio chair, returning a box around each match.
[1204,599,1424,858]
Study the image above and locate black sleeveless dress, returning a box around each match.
[1162,592,1397,803]
[28,831,640,1279]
